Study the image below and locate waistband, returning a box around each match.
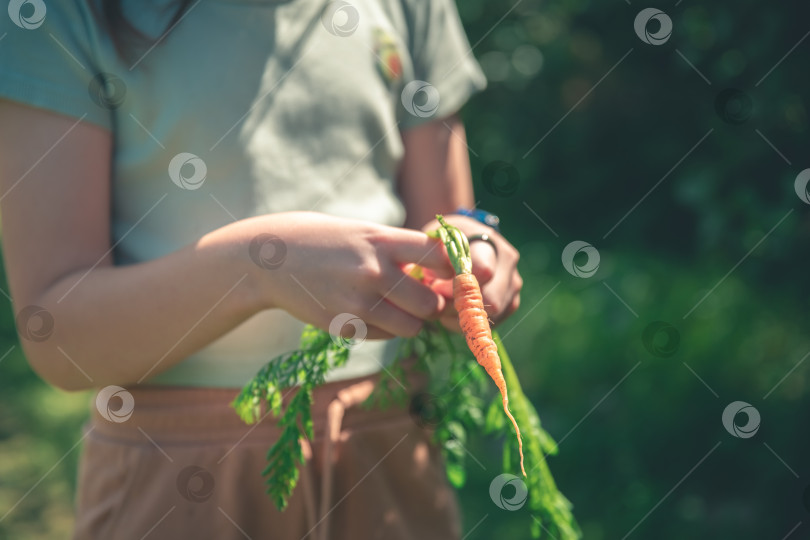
[88,369,425,446]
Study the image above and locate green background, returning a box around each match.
[2,0,809,538]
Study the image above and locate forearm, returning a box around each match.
[399,114,475,229]
[22,221,265,391]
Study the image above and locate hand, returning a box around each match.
[420,215,522,332]
[238,212,455,339]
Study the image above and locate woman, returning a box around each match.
[0,0,522,538]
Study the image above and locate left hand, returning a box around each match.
[420,215,522,332]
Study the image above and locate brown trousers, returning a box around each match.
[73,372,461,540]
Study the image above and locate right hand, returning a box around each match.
[233,212,455,339]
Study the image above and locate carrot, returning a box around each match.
[434,216,526,477]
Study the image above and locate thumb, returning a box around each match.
[469,241,496,285]
[387,229,455,280]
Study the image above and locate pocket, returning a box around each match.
[73,429,151,540]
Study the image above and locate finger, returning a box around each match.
[318,313,394,341]
[439,313,462,333]
[469,241,496,284]
[491,293,520,327]
[429,277,454,299]
[365,298,425,338]
[436,293,457,322]
[513,273,524,294]
[376,267,446,320]
[364,326,397,340]
[386,229,455,279]
[478,286,502,320]
[417,266,440,285]
[510,293,520,313]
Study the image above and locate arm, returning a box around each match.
[398,115,522,329]
[398,114,475,228]
[1,102,452,391]
[0,102,266,390]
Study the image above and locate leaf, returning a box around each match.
[445,460,466,488]
[484,394,506,432]
[446,420,466,445]
[269,388,282,417]
[231,324,351,511]
[493,330,581,539]
[232,321,580,540]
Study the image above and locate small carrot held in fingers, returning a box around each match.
[432,215,526,477]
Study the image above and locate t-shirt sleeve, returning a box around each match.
[398,0,487,130]
[0,1,112,130]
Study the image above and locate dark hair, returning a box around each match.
[90,0,195,63]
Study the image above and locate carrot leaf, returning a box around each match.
[435,215,472,275]
[493,330,581,539]
[231,324,349,510]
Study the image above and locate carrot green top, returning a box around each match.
[432,215,472,276]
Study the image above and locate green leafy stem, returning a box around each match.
[232,324,579,538]
[231,325,350,510]
[428,215,472,275]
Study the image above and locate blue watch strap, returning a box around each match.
[453,208,501,232]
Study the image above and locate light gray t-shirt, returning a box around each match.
[0,0,486,386]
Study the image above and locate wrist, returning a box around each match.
[451,208,500,232]
[199,218,278,315]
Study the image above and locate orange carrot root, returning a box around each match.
[454,273,526,477]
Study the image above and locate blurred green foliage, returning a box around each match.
[2,0,809,538]
[0,257,89,538]
[455,0,810,538]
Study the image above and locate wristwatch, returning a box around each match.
[452,208,500,232]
